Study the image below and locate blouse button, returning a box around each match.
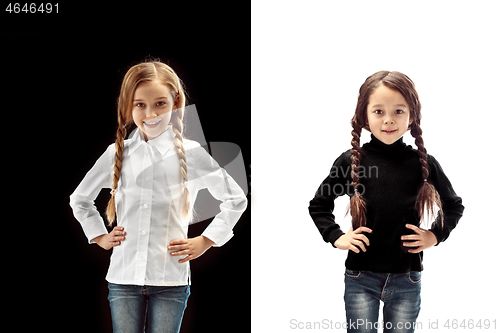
[143,204,148,209]
[141,230,146,235]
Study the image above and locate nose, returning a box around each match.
[383,115,394,125]
[145,107,158,118]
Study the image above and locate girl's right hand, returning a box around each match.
[334,227,372,253]
[93,226,126,250]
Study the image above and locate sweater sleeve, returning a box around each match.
[427,154,464,244]
[308,151,351,247]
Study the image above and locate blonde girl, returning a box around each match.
[70,60,247,333]
[309,71,464,333]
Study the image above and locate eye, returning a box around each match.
[135,103,145,108]
[395,109,404,114]
[156,101,166,106]
[374,110,383,115]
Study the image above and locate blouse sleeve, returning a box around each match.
[69,145,114,243]
[308,151,352,247]
[191,145,248,247]
[427,154,465,244]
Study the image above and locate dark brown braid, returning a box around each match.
[348,120,367,229]
[410,121,443,226]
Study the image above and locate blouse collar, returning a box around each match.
[127,125,175,156]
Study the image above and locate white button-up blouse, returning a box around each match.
[69,126,247,286]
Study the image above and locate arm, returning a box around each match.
[427,155,464,244]
[196,145,248,247]
[69,144,114,244]
[401,155,465,252]
[308,151,351,247]
[94,226,127,250]
[334,226,372,253]
[169,236,215,263]
[169,145,248,262]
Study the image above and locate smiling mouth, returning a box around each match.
[382,129,397,134]
[144,119,162,127]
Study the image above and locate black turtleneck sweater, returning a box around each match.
[308,135,464,273]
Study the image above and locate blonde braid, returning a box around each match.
[106,111,127,225]
[170,108,192,221]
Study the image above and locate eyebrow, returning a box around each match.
[132,97,169,102]
[370,103,407,108]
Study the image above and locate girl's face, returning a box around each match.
[132,80,177,141]
[366,84,413,145]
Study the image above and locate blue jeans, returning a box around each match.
[108,283,190,333]
[344,269,421,333]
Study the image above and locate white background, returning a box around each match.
[252,1,499,332]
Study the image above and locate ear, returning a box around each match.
[362,110,371,132]
[173,93,180,110]
[408,114,414,130]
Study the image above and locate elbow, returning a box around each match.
[242,195,248,210]
[69,193,77,210]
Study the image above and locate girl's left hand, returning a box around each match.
[401,224,438,253]
[168,236,215,263]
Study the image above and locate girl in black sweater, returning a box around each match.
[308,71,464,333]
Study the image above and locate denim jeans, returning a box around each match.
[108,283,190,333]
[344,269,421,333]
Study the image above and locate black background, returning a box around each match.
[2,3,250,332]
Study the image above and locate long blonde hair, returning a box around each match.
[106,61,192,224]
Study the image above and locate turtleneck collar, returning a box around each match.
[362,134,408,155]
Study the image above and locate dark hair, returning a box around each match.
[348,71,443,229]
